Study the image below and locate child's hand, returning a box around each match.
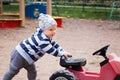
[63,52,72,58]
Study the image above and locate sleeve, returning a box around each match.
[51,40,66,53]
[39,39,65,57]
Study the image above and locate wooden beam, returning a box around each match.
[0,0,2,14]
[46,0,52,15]
[19,0,25,27]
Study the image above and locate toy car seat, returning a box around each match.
[60,56,86,70]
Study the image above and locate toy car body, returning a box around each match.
[50,45,120,80]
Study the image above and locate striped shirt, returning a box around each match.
[16,29,65,65]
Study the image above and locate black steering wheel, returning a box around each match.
[92,45,110,59]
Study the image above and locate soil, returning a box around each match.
[0,18,120,80]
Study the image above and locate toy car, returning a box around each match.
[50,45,120,80]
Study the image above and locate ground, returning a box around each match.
[0,18,120,80]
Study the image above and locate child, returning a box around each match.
[2,13,72,80]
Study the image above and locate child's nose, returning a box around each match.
[53,30,56,34]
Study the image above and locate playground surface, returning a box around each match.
[0,18,120,80]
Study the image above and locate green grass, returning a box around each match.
[3,5,19,13]
[2,4,120,20]
[52,6,120,20]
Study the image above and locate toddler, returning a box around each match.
[2,13,72,80]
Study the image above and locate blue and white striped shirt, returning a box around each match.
[16,29,65,65]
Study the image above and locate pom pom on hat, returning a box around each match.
[38,13,57,30]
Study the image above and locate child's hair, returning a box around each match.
[38,13,57,30]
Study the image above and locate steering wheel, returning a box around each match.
[92,45,110,59]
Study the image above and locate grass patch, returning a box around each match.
[2,4,120,20]
[53,6,119,20]
[3,4,19,13]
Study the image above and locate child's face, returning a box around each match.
[43,25,57,39]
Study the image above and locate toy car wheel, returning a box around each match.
[49,70,76,80]
[114,75,120,80]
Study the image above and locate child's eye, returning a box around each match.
[49,29,53,31]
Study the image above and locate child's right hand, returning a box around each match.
[63,52,72,58]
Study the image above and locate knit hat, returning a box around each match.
[38,13,57,30]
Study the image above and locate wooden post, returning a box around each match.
[19,0,25,27]
[0,0,2,14]
[47,0,52,15]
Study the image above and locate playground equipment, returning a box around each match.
[0,13,22,28]
[25,3,46,19]
[0,0,25,28]
[25,0,63,27]
[0,0,63,28]
[109,1,120,20]
[50,45,120,80]
[53,16,63,28]
[25,0,46,19]
[0,0,53,28]
[0,0,2,14]
[26,0,52,16]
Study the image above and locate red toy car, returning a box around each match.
[50,45,120,80]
